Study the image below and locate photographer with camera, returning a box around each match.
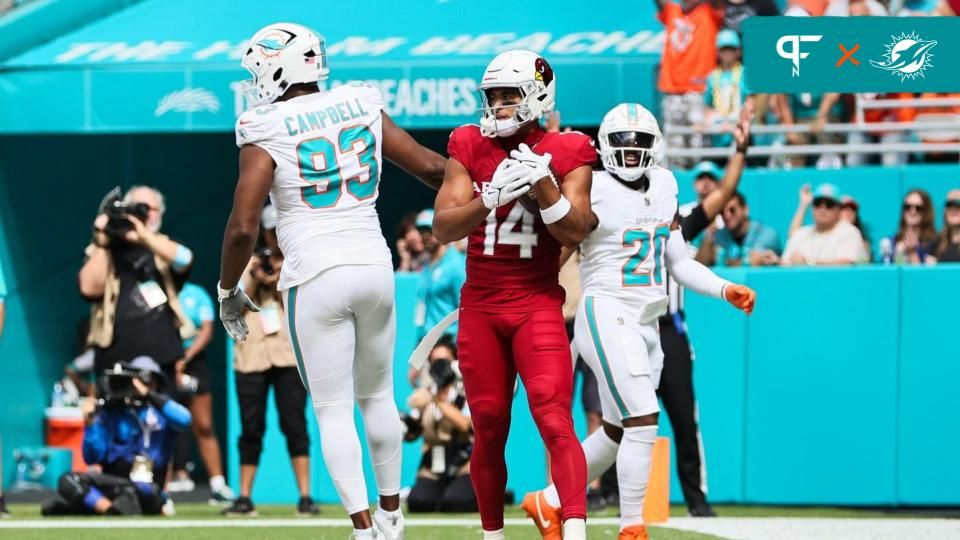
[42,356,191,516]
[79,186,195,380]
[404,340,477,513]
[224,205,318,517]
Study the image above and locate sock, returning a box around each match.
[482,529,506,540]
[617,425,657,529]
[352,527,375,539]
[563,518,587,540]
[314,400,370,514]
[543,428,620,507]
[209,475,226,493]
[358,390,403,496]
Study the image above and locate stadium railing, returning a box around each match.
[663,95,960,161]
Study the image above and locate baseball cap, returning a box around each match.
[415,209,434,229]
[716,29,741,49]
[126,356,163,375]
[692,161,722,181]
[840,194,859,210]
[261,204,278,230]
[813,183,841,202]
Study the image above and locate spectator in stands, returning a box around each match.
[405,341,476,514]
[167,281,234,504]
[847,93,913,167]
[704,30,751,149]
[840,195,873,260]
[784,0,828,15]
[654,0,723,168]
[890,189,938,264]
[721,0,780,34]
[704,192,782,266]
[933,189,960,262]
[42,356,190,516]
[396,212,429,272]
[774,92,844,168]
[826,0,888,16]
[413,209,466,345]
[910,93,960,163]
[225,205,318,517]
[936,0,960,14]
[79,186,194,381]
[782,183,868,265]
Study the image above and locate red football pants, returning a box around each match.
[457,306,587,530]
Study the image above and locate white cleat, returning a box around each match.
[373,509,405,540]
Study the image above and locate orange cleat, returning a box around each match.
[618,524,650,540]
[520,491,563,540]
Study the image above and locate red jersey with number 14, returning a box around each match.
[447,125,597,313]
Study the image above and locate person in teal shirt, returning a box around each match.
[705,29,751,148]
[169,281,234,503]
[413,209,466,344]
[713,192,782,266]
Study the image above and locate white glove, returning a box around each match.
[218,284,260,342]
[482,159,533,210]
[510,143,557,190]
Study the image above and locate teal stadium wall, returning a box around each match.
[0,131,957,505]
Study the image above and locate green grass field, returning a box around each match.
[0,502,907,540]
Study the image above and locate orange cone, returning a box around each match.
[642,436,671,524]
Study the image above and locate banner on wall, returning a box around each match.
[743,16,960,93]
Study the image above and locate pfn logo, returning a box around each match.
[777,35,823,77]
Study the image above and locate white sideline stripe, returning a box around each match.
[0,517,625,529]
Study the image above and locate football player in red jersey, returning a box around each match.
[433,50,597,540]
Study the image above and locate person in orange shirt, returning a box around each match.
[655,0,723,168]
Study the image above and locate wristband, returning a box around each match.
[217,281,238,301]
[540,195,572,225]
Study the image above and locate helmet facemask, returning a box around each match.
[602,130,659,182]
[478,82,539,137]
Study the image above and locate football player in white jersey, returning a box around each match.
[522,104,756,540]
[216,23,446,540]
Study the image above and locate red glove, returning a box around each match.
[724,284,756,315]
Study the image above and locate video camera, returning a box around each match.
[97,364,156,409]
[254,246,275,275]
[98,187,150,241]
[429,358,457,390]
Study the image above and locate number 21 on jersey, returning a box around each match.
[622,225,670,287]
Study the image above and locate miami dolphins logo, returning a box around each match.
[870,32,937,82]
[255,29,297,57]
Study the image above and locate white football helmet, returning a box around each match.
[598,103,663,181]
[478,50,556,137]
[240,22,330,107]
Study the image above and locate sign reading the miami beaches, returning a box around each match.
[743,17,960,93]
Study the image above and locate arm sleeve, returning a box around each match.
[82,417,108,465]
[665,229,729,299]
[553,133,599,178]
[680,204,712,242]
[447,127,474,170]
[152,394,192,431]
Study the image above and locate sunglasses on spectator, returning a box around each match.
[946,200,960,209]
[902,203,924,212]
[430,356,454,363]
[813,198,838,209]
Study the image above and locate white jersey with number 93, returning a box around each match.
[235,82,390,291]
